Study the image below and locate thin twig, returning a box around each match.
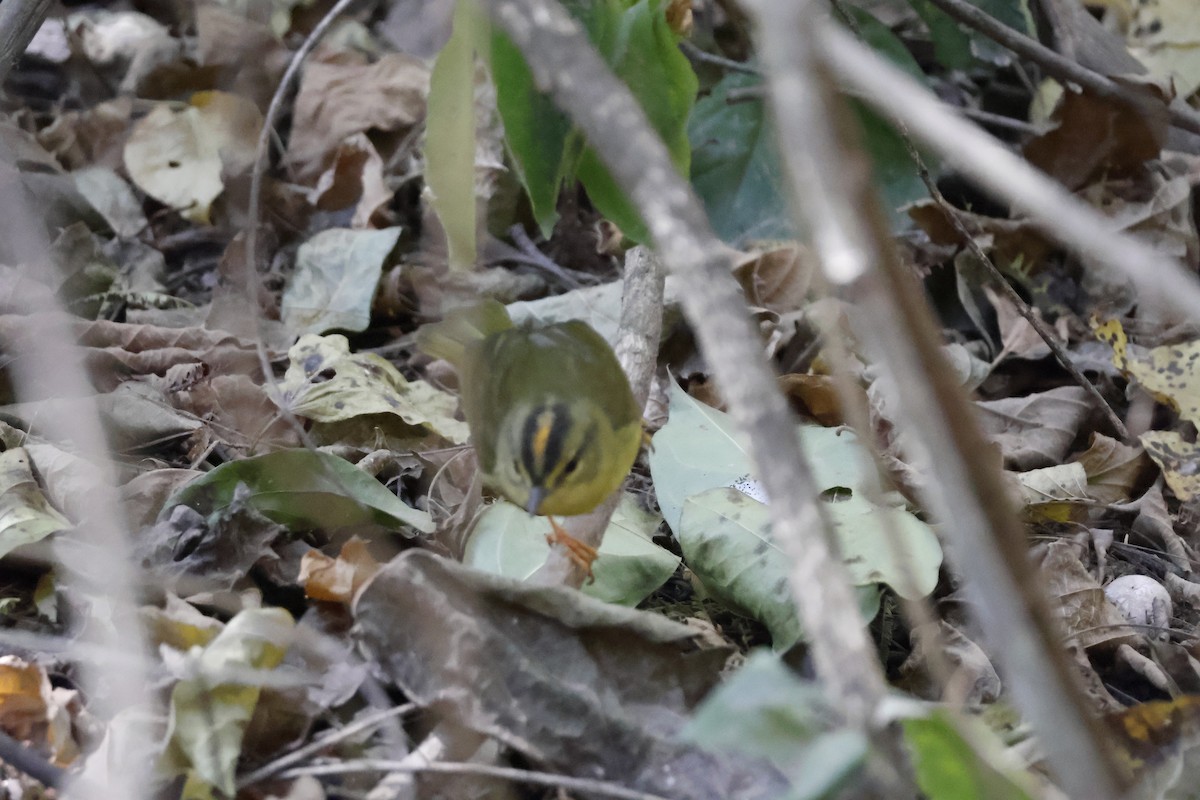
[484,0,888,729]
[0,729,65,790]
[678,40,760,75]
[791,14,1134,798]
[904,139,1130,439]
[279,759,671,800]
[505,224,596,287]
[921,0,1200,137]
[238,704,417,789]
[243,0,360,390]
[960,106,1039,134]
[531,246,664,587]
[0,0,51,85]
[819,22,1200,320]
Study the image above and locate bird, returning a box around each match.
[417,299,641,575]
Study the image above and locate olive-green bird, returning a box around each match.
[417,299,641,569]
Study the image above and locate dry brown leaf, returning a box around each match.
[300,538,382,604]
[777,373,855,426]
[37,98,135,171]
[309,133,394,229]
[172,374,302,456]
[286,53,430,180]
[1024,85,1168,191]
[120,468,205,529]
[195,5,286,111]
[976,386,1092,470]
[0,656,80,766]
[1036,540,1138,650]
[897,621,1001,706]
[731,243,815,315]
[1075,433,1155,505]
[905,198,1056,268]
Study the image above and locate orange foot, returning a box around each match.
[546,517,598,583]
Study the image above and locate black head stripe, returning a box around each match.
[521,402,572,483]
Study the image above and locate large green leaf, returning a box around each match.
[903,710,1036,800]
[490,0,696,241]
[908,0,1035,68]
[163,449,433,534]
[463,493,678,605]
[682,650,868,800]
[490,31,573,234]
[689,71,794,243]
[650,382,941,646]
[575,0,697,242]
[681,487,882,650]
[689,20,933,245]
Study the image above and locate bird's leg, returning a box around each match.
[546,517,598,583]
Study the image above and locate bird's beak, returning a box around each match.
[525,486,547,515]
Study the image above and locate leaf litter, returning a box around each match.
[6,0,1200,797]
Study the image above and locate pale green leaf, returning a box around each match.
[651,382,941,645]
[281,227,401,335]
[164,608,294,795]
[0,448,70,561]
[426,0,480,268]
[903,710,1036,800]
[277,333,468,443]
[680,488,881,650]
[163,449,434,534]
[683,650,868,799]
[463,494,678,605]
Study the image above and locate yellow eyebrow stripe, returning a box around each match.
[531,409,555,465]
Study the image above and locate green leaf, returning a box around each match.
[163,449,434,534]
[852,100,936,232]
[463,494,679,605]
[683,650,868,799]
[689,71,794,243]
[908,0,1035,67]
[576,0,697,242]
[681,487,881,650]
[164,608,295,796]
[280,227,401,335]
[841,7,933,227]
[0,448,69,561]
[844,5,925,80]
[426,0,481,268]
[903,710,1036,800]
[490,0,696,242]
[490,31,573,235]
[690,76,932,240]
[908,0,974,70]
[650,382,941,646]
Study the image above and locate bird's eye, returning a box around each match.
[563,457,580,475]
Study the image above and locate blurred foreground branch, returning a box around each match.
[483,0,889,731]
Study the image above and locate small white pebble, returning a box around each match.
[1105,575,1172,634]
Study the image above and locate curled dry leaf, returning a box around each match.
[299,538,382,604]
[976,386,1093,471]
[286,53,430,180]
[123,91,263,224]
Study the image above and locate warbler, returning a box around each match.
[417,299,641,571]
